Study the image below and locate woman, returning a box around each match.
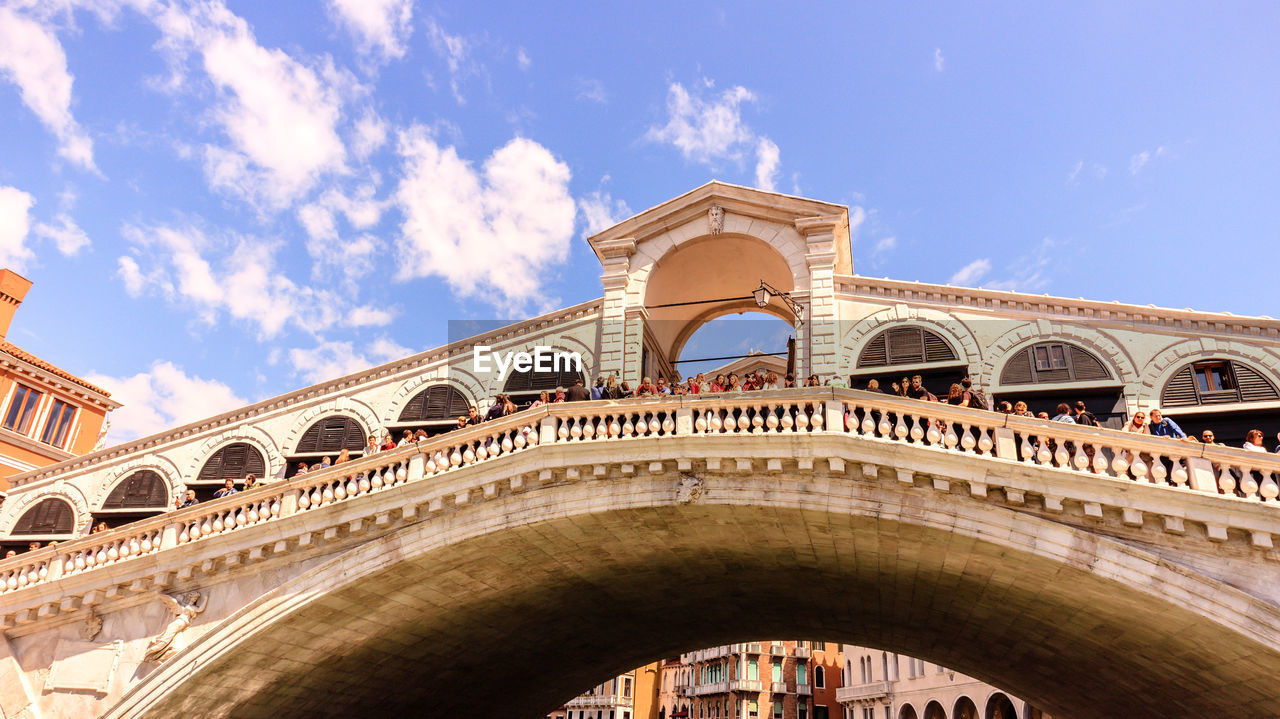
[335,449,350,465]
[1012,401,1031,417]
[996,401,1013,414]
[397,430,414,447]
[685,377,700,394]
[763,372,780,390]
[727,374,742,392]
[710,374,727,393]
[695,373,709,393]
[364,434,380,456]
[243,473,258,490]
[529,390,550,408]
[946,384,968,406]
[604,376,622,400]
[783,374,796,389]
[91,521,109,534]
[1243,429,1267,452]
[1123,412,1149,434]
[296,461,310,476]
[502,395,519,415]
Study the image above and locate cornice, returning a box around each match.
[837,275,1280,339]
[7,298,604,489]
[0,356,120,411]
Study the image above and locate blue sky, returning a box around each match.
[1,1,1278,443]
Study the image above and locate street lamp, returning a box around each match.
[753,280,805,328]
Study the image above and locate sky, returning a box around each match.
[1,1,1279,444]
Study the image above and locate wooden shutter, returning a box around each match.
[295,416,366,454]
[1234,362,1279,402]
[198,444,267,482]
[102,470,169,509]
[922,331,957,362]
[886,328,925,364]
[399,385,470,422]
[13,498,75,535]
[1160,365,1199,407]
[857,333,889,367]
[503,366,586,393]
[1000,348,1035,385]
[1068,346,1111,381]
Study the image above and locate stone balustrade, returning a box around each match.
[0,388,1277,621]
[835,681,891,702]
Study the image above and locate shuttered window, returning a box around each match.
[502,366,585,394]
[1161,359,1279,407]
[398,385,470,422]
[999,342,1114,385]
[102,470,170,509]
[857,327,958,367]
[198,443,267,482]
[12,498,75,535]
[294,416,366,454]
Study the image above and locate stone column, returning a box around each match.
[596,237,636,382]
[794,214,848,380]
[623,306,649,384]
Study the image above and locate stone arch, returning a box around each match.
[668,304,795,367]
[840,307,982,376]
[3,483,90,536]
[1135,338,1280,409]
[953,695,979,719]
[279,396,380,457]
[923,700,948,719]
[984,692,1018,719]
[978,322,1138,392]
[899,705,920,719]
[382,375,483,427]
[183,424,283,484]
[90,454,185,511]
[479,335,598,400]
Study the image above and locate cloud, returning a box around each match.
[949,258,992,286]
[1067,160,1083,185]
[393,127,576,312]
[645,80,782,190]
[873,236,898,255]
[849,205,867,236]
[984,238,1056,292]
[1129,145,1167,175]
[351,109,389,159]
[754,137,780,192]
[516,47,531,70]
[118,223,393,338]
[0,6,96,170]
[425,17,472,105]
[0,186,36,271]
[326,0,413,61]
[578,187,632,238]
[84,361,247,444]
[33,213,90,255]
[575,77,607,104]
[934,48,945,72]
[297,184,385,282]
[287,337,411,384]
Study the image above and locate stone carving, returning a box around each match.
[676,473,705,504]
[708,204,724,234]
[80,608,103,641]
[143,591,207,663]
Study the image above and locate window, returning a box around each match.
[814,666,824,688]
[623,677,632,697]
[796,664,807,686]
[101,470,169,509]
[1033,344,1068,371]
[12,497,74,534]
[3,384,42,434]
[748,699,758,718]
[1193,361,1233,393]
[772,700,783,719]
[771,660,782,683]
[747,659,758,681]
[857,326,958,367]
[814,707,827,719]
[198,443,267,482]
[39,398,76,447]
[798,703,807,719]
[999,342,1112,385]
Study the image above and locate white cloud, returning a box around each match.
[0,7,96,170]
[849,205,867,236]
[0,186,35,271]
[297,184,385,282]
[394,127,576,312]
[873,236,898,255]
[326,0,412,61]
[118,223,392,338]
[578,188,632,238]
[1067,160,1083,185]
[516,47,531,70]
[984,238,1055,292]
[84,361,247,444]
[934,48,945,72]
[351,109,388,159]
[949,258,991,286]
[33,213,90,256]
[425,17,471,104]
[646,80,782,188]
[1130,145,1167,175]
[754,137,780,192]
[287,336,411,384]
[575,77,607,104]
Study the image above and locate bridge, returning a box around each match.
[0,388,1275,717]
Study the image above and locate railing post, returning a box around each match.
[675,407,693,435]
[280,490,298,518]
[1186,457,1218,493]
[47,555,63,581]
[159,522,180,550]
[540,416,558,444]
[407,451,425,481]
[993,428,1018,460]
[824,401,844,433]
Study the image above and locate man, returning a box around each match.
[566,378,592,402]
[590,376,605,401]
[655,376,672,396]
[1072,401,1099,427]
[907,375,935,401]
[178,489,199,508]
[865,379,884,393]
[213,479,238,499]
[1050,403,1076,423]
[464,405,481,426]
[961,377,989,410]
[1200,430,1221,445]
[1148,409,1187,439]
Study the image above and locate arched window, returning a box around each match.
[12,498,75,535]
[1000,341,1112,385]
[198,443,266,482]
[953,696,979,719]
[1161,359,1279,407]
[814,665,825,688]
[858,326,958,367]
[294,416,366,455]
[502,353,586,403]
[398,384,471,423]
[101,470,169,509]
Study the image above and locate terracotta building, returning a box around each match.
[656,641,842,719]
[0,271,116,495]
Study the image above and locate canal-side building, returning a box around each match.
[657,641,841,719]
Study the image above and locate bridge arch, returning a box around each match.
[106,440,1280,719]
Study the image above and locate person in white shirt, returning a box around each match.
[1243,429,1267,452]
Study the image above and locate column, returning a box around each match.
[596,237,636,381]
[794,214,849,380]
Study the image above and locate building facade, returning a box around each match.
[837,646,1044,719]
[656,641,842,719]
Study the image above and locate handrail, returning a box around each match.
[0,387,1277,597]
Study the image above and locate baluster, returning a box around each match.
[582,417,596,440]
[388,466,400,486]
[662,413,675,435]
[960,425,977,453]
[212,513,225,533]
[635,414,649,436]
[358,473,371,494]
[1019,435,1035,463]
[810,405,824,430]
[943,424,959,450]
[736,408,750,432]
[557,419,570,440]
[320,483,335,505]
[893,413,908,441]
[1052,439,1069,467]
[859,409,874,436]
[781,407,795,432]
[1072,442,1089,470]
[106,542,120,562]
[766,404,780,432]
[925,419,941,445]
[1110,447,1130,475]
[462,445,477,464]
[333,478,348,500]
[694,410,708,433]
[1218,465,1237,495]
[977,428,994,456]
[623,414,637,436]
[1260,470,1279,502]
[501,432,515,453]
[570,417,584,440]
[513,430,527,450]
[235,506,249,527]
[1130,454,1149,483]
[795,409,810,432]
[751,405,765,434]
[270,498,282,517]
[1093,449,1110,475]
[1149,455,1168,485]
[1240,467,1260,500]
[477,440,491,460]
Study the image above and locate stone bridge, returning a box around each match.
[0,389,1277,718]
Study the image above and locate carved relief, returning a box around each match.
[143,591,207,663]
[80,608,103,641]
[676,473,705,504]
[708,204,724,235]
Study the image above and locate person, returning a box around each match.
[710,375,727,393]
[1051,403,1076,423]
[398,430,414,447]
[636,377,657,397]
[213,479,238,499]
[727,374,743,392]
[1012,401,1032,417]
[244,473,258,490]
[783,374,796,389]
[828,374,848,389]
[1147,409,1187,440]
[319,455,332,469]
[1123,412,1150,434]
[1036,411,1050,420]
[3,550,14,558]
[364,434,380,456]
[961,377,989,411]
[694,373,709,393]
[805,374,821,388]
[91,521,109,534]
[335,449,350,465]
[655,377,672,396]
[865,379,884,393]
[455,416,468,430]
[1200,430,1220,445]
[1243,429,1268,452]
[179,488,200,507]
[552,387,568,403]
[485,396,506,421]
[567,378,592,402]
[995,401,1013,414]
[27,542,40,552]
[946,384,968,406]
[907,375,935,401]
[414,429,429,442]
[380,432,397,450]
[1073,401,1099,427]
[685,377,700,394]
[604,376,623,400]
[1275,431,1280,453]
[296,461,311,476]
[591,376,605,401]
[502,395,519,415]
[529,390,550,408]
[464,405,481,426]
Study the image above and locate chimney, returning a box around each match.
[0,270,32,341]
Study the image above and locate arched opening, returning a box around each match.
[850,325,967,395]
[285,415,367,477]
[93,470,170,528]
[922,701,947,719]
[984,693,1017,719]
[194,443,267,501]
[502,355,587,407]
[952,696,978,719]
[899,706,919,719]
[1160,358,1280,446]
[5,497,76,553]
[676,313,796,386]
[391,384,472,436]
[641,234,798,383]
[995,341,1125,427]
